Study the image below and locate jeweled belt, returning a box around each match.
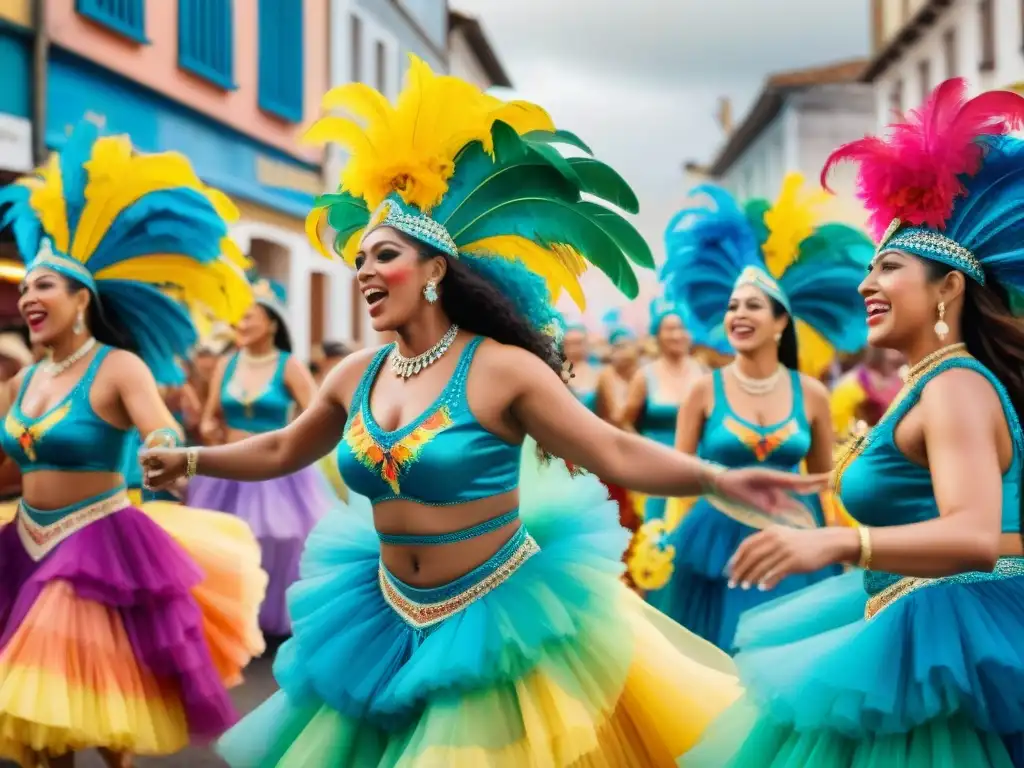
[379,525,539,635]
[17,488,130,561]
[865,556,1024,619]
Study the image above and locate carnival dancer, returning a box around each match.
[594,312,640,422]
[0,123,266,767]
[632,173,872,651]
[141,58,827,767]
[830,346,903,436]
[188,279,325,637]
[621,300,705,524]
[684,78,1024,768]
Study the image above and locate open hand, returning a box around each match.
[714,467,829,520]
[140,448,189,491]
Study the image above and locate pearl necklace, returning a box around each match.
[731,362,783,396]
[901,342,967,383]
[42,336,96,376]
[391,325,459,379]
[240,349,278,365]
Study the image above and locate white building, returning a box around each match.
[327,1,512,348]
[698,60,874,229]
[867,0,1024,123]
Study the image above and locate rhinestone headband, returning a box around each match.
[28,238,97,290]
[364,197,459,259]
[876,217,985,285]
[733,265,792,314]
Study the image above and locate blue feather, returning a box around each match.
[59,122,100,241]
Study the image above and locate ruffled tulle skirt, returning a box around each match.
[644,498,839,651]
[682,562,1024,767]
[0,496,266,763]
[217,451,741,767]
[187,466,332,635]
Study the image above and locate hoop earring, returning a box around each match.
[73,311,84,335]
[934,300,949,341]
[423,280,439,304]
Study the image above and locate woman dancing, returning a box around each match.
[621,300,705,523]
[684,78,1024,768]
[143,59,824,767]
[189,279,325,637]
[0,123,266,767]
[634,174,872,651]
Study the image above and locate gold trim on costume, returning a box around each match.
[17,491,130,561]
[379,534,540,631]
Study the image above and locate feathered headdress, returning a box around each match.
[0,122,251,382]
[303,55,652,334]
[601,307,635,345]
[822,78,1024,287]
[662,173,873,375]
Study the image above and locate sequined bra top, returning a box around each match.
[220,351,292,433]
[337,336,521,506]
[0,345,128,473]
[636,366,681,447]
[698,367,811,471]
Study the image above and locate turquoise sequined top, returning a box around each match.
[636,366,680,447]
[838,356,1023,595]
[0,345,128,473]
[337,336,521,506]
[698,367,811,472]
[221,351,292,433]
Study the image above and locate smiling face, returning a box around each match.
[656,313,691,357]
[235,303,276,349]
[355,227,446,332]
[18,268,90,346]
[609,337,638,373]
[859,250,948,350]
[725,283,788,355]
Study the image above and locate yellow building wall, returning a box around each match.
[0,0,30,27]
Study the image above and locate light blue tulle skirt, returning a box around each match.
[682,561,1024,767]
[646,497,839,651]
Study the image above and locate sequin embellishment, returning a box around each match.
[345,407,454,495]
[17,491,129,561]
[5,401,73,462]
[722,415,799,462]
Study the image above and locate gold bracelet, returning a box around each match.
[185,448,199,479]
[857,525,873,569]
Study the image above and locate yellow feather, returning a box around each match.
[340,228,364,265]
[305,207,336,262]
[303,54,554,213]
[762,172,829,278]
[795,319,835,377]
[27,154,70,254]
[461,235,587,309]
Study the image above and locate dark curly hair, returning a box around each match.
[768,298,800,371]
[63,276,137,352]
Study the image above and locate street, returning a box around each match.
[0,650,279,768]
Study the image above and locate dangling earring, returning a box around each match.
[934,300,949,341]
[73,311,84,335]
[423,280,439,304]
[773,332,782,343]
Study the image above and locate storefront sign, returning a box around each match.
[0,114,30,172]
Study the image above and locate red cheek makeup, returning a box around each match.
[378,264,412,286]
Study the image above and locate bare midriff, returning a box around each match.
[375,488,522,587]
[22,470,126,510]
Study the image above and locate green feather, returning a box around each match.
[522,129,593,155]
[743,199,771,247]
[584,202,653,268]
[322,192,370,253]
[567,158,640,214]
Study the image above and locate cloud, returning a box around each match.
[450,0,870,319]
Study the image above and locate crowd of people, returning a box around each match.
[0,62,1022,768]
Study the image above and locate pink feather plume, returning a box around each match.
[820,78,1024,240]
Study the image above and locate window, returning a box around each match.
[375,41,387,92]
[943,28,957,77]
[918,59,931,102]
[179,0,235,89]
[889,79,903,118]
[351,14,363,82]
[258,0,304,121]
[979,0,995,72]
[76,0,146,43]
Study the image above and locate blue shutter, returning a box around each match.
[76,0,147,43]
[178,0,235,90]
[258,0,304,122]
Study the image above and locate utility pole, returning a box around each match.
[30,0,48,164]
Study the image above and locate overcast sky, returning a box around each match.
[450,0,870,326]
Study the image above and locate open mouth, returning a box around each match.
[24,309,46,331]
[865,300,891,326]
[363,288,388,315]
[729,323,755,340]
